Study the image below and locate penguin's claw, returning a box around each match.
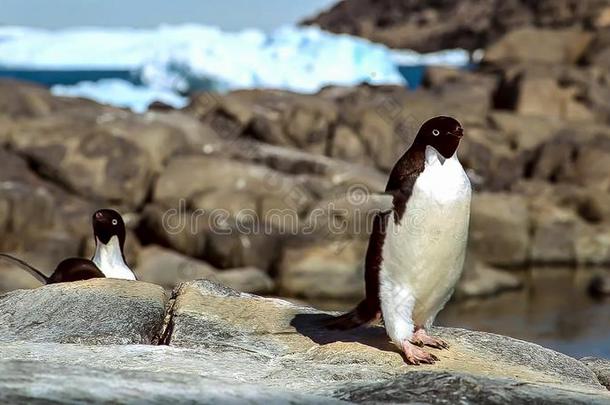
[401,341,438,365]
[411,329,449,349]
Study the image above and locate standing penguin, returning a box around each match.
[328,116,471,365]
[0,208,136,284]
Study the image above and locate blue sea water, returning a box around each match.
[0,68,139,87]
[0,64,436,112]
[0,65,429,91]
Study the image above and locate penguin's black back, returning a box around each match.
[48,258,105,284]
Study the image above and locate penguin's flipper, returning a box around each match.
[0,253,49,284]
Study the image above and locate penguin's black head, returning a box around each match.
[92,209,126,248]
[415,116,464,158]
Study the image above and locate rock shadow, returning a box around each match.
[290,312,399,354]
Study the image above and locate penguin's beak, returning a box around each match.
[451,127,464,138]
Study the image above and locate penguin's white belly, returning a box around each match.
[381,152,471,328]
[92,236,136,280]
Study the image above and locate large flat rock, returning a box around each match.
[0,343,340,404]
[164,280,610,403]
[0,279,167,344]
[0,279,608,404]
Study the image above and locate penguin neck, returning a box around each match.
[92,236,135,280]
[425,145,456,166]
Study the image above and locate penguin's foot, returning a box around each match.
[401,341,438,365]
[410,329,449,349]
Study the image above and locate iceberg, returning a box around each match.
[51,79,189,113]
[0,25,407,93]
[0,24,471,112]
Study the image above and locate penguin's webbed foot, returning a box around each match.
[401,341,438,365]
[410,329,449,349]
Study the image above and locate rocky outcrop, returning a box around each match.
[484,28,594,65]
[135,245,274,294]
[2,77,610,299]
[2,280,607,404]
[469,193,530,266]
[277,239,366,299]
[303,0,608,52]
[582,357,610,389]
[0,279,167,344]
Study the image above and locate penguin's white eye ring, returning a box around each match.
[432,129,440,136]
[111,219,118,226]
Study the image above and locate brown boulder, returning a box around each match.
[139,204,207,259]
[515,75,595,121]
[456,252,522,299]
[7,118,154,207]
[135,245,275,294]
[135,245,217,290]
[459,127,524,191]
[0,79,111,119]
[277,239,366,299]
[304,0,605,52]
[485,28,593,65]
[154,155,314,214]
[530,207,578,264]
[469,192,530,266]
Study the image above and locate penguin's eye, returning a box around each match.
[111,219,118,226]
[432,129,440,136]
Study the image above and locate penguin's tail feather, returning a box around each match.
[0,253,49,284]
[324,299,380,330]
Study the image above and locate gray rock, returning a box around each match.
[456,253,523,299]
[7,117,154,207]
[514,74,594,121]
[95,110,190,172]
[216,267,275,295]
[135,245,275,294]
[340,370,610,404]
[469,193,530,266]
[0,79,110,118]
[531,208,579,264]
[303,0,605,53]
[0,279,167,344]
[581,357,610,389]
[485,28,594,65]
[488,111,560,152]
[135,245,218,290]
[277,240,366,299]
[458,127,525,191]
[1,281,609,404]
[166,280,606,399]
[0,343,340,405]
[139,203,208,258]
[154,155,314,213]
